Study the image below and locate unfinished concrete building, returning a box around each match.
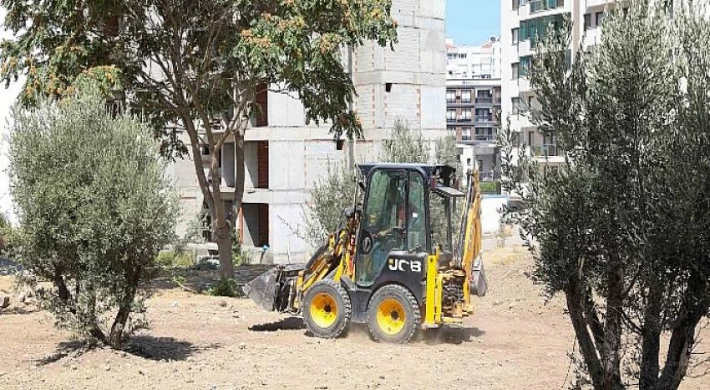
[167,0,447,264]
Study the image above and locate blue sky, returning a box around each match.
[446,0,501,46]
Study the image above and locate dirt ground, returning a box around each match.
[1,246,708,390]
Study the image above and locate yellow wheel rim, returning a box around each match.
[376,298,406,336]
[310,292,339,328]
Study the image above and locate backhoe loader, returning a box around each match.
[243,163,487,344]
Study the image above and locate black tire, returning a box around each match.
[366,284,421,344]
[302,279,351,339]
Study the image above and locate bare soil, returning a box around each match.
[1,246,708,390]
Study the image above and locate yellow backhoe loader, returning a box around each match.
[243,163,487,343]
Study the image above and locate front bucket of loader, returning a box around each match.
[242,264,305,312]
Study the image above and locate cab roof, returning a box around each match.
[356,163,464,198]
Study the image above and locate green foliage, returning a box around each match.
[381,119,430,163]
[479,181,500,194]
[284,162,358,249]
[501,2,710,388]
[207,278,240,298]
[231,229,252,266]
[1,0,398,141]
[7,85,178,348]
[156,250,195,269]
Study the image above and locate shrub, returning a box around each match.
[207,278,240,297]
[156,250,195,269]
[7,85,178,348]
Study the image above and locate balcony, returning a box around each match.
[518,77,531,92]
[530,0,565,14]
[447,99,474,107]
[583,26,602,49]
[475,115,495,124]
[518,39,532,57]
[529,144,559,157]
[475,97,493,104]
[586,0,614,9]
[474,135,496,142]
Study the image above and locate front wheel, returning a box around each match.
[366,284,421,344]
[302,279,351,339]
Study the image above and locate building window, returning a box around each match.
[512,28,519,45]
[512,63,519,79]
[475,128,495,141]
[461,90,471,103]
[446,109,456,121]
[596,12,604,26]
[513,0,519,11]
[257,141,269,189]
[520,56,532,77]
[446,90,456,103]
[584,13,592,29]
[520,14,566,46]
[512,97,521,115]
[461,109,472,121]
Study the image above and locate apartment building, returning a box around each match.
[500,0,684,165]
[446,38,502,181]
[446,37,502,79]
[168,0,447,264]
[501,0,573,166]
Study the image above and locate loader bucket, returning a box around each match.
[242,264,305,312]
[243,267,281,311]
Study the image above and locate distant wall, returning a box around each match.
[481,195,507,234]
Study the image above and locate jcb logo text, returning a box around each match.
[389,259,422,273]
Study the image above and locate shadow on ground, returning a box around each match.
[0,305,42,315]
[36,336,220,365]
[36,341,91,366]
[124,335,220,361]
[249,316,306,332]
[421,327,486,345]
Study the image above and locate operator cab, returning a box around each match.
[354,163,464,294]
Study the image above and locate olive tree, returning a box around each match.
[500,2,710,389]
[7,86,178,348]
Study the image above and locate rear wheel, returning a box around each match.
[366,284,421,344]
[302,279,351,339]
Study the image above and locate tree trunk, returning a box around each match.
[566,279,605,388]
[108,281,137,349]
[215,221,234,278]
[109,306,132,348]
[639,281,663,390]
[584,288,606,353]
[601,267,625,390]
[208,134,234,279]
[657,274,708,390]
